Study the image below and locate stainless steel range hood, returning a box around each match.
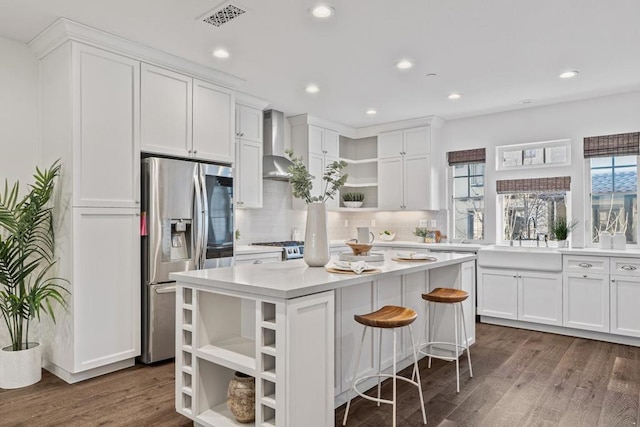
[263,109,293,180]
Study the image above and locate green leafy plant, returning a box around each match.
[413,227,429,238]
[342,192,365,202]
[549,217,578,241]
[286,149,348,204]
[0,161,68,351]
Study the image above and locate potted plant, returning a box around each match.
[286,149,347,266]
[342,192,365,208]
[549,217,578,248]
[413,227,429,243]
[0,161,68,389]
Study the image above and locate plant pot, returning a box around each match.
[599,232,612,249]
[343,201,363,208]
[304,202,330,267]
[0,342,42,389]
[557,240,569,249]
[612,232,626,250]
[227,372,255,423]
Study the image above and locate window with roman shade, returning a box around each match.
[449,148,486,241]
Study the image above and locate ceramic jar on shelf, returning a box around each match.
[227,372,255,423]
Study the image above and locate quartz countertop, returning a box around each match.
[559,247,640,258]
[330,240,482,252]
[171,250,476,299]
[235,245,284,255]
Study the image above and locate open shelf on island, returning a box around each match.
[198,404,255,427]
[198,339,256,375]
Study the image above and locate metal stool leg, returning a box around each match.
[454,303,460,393]
[343,326,368,426]
[428,301,436,368]
[409,325,427,425]
[460,302,473,378]
[413,300,430,382]
[392,328,397,427]
[377,328,382,406]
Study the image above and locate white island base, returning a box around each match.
[171,251,476,427]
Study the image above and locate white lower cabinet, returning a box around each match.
[609,257,640,338]
[478,267,562,325]
[563,272,609,333]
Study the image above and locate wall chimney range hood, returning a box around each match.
[263,109,294,180]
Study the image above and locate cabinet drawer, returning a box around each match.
[563,256,608,274]
[610,257,640,277]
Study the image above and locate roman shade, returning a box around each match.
[496,176,571,194]
[447,148,486,165]
[583,132,640,158]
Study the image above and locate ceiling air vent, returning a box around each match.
[200,2,247,27]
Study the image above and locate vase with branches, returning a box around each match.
[286,149,348,266]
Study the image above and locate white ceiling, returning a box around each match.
[1,0,640,128]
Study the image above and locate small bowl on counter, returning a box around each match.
[378,232,396,241]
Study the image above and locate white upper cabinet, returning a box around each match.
[141,63,234,163]
[193,79,234,163]
[236,104,263,143]
[74,43,140,208]
[308,125,339,157]
[234,104,264,208]
[378,126,437,210]
[140,64,192,157]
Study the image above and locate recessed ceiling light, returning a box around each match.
[305,84,319,94]
[311,5,334,18]
[366,109,377,115]
[559,70,579,79]
[448,93,462,100]
[396,60,413,70]
[519,99,535,105]
[212,49,229,59]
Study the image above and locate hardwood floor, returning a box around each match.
[336,323,640,427]
[1,323,638,426]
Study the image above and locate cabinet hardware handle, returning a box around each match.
[254,260,262,264]
[583,274,587,278]
[620,265,637,271]
[135,201,140,204]
[513,275,517,278]
[611,279,616,283]
[193,150,198,154]
[578,263,592,268]
[241,133,244,137]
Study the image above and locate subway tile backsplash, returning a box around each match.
[236,181,449,245]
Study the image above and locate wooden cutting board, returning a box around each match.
[325,267,382,275]
[391,257,437,262]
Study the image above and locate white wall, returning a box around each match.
[441,91,640,247]
[0,37,39,347]
[0,37,39,184]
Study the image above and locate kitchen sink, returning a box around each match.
[477,245,563,272]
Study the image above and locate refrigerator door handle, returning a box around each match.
[199,165,209,269]
[193,168,203,269]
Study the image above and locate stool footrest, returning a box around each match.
[352,374,420,406]
[417,342,468,361]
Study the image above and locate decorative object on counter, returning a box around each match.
[346,241,373,256]
[413,227,429,242]
[227,371,255,423]
[235,228,241,241]
[286,149,347,267]
[549,216,578,249]
[356,227,374,244]
[599,232,612,249]
[0,161,68,389]
[612,232,626,250]
[342,192,365,208]
[378,230,396,241]
[595,194,629,248]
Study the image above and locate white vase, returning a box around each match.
[304,202,330,267]
[612,232,626,250]
[0,342,42,389]
[599,232,612,249]
[557,240,569,249]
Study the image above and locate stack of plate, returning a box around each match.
[339,252,385,262]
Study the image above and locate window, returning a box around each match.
[501,192,568,241]
[590,156,638,244]
[497,177,571,243]
[496,139,570,170]
[452,163,484,240]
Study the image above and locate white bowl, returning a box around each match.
[343,201,363,208]
[378,232,395,241]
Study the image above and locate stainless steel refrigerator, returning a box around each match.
[140,157,234,363]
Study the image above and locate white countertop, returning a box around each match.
[330,240,482,252]
[171,250,476,299]
[559,247,640,258]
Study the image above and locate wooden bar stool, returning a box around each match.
[415,288,473,393]
[343,305,427,427]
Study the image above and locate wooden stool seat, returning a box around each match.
[422,287,468,304]
[354,305,417,329]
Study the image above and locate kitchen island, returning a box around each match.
[170,251,476,427]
